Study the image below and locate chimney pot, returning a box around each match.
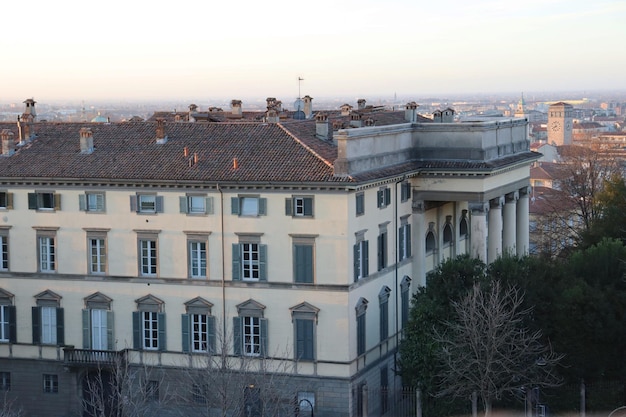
[1,129,15,156]
[79,127,94,154]
[156,118,168,144]
[184,146,189,157]
[233,157,239,169]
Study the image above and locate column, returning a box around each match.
[516,187,530,256]
[488,197,504,263]
[412,200,426,287]
[503,191,518,255]
[469,202,488,262]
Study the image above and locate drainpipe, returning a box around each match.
[218,184,226,341]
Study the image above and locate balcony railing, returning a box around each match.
[63,347,125,367]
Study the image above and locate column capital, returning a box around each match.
[505,191,519,203]
[490,196,505,209]
[519,186,531,198]
[469,202,489,214]
[412,199,426,213]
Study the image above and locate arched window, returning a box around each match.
[443,222,453,245]
[425,231,436,253]
[459,210,468,238]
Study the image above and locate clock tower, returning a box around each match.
[547,102,573,146]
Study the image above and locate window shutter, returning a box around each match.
[207,316,216,353]
[130,195,138,212]
[32,306,41,345]
[82,309,91,349]
[353,244,359,282]
[295,319,305,359]
[233,317,242,356]
[106,311,114,350]
[260,318,268,357]
[54,194,62,210]
[7,306,16,343]
[356,194,364,215]
[181,314,190,353]
[384,188,391,206]
[132,311,141,350]
[399,226,405,260]
[5,193,13,210]
[406,224,412,257]
[28,193,38,210]
[231,197,240,215]
[296,319,314,361]
[377,235,384,270]
[179,196,189,213]
[155,196,164,213]
[304,198,313,216]
[157,312,166,351]
[377,190,383,208]
[258,198,267,215]
[285,198,293,216]
[206,197,214,215]
[363,240,369,277]
[294,245,313,283]
[79,195,87,211]
[56,308,64,346]
[259,244,267,281]
[232,244,241,281]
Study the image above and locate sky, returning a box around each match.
[1,0,625,103]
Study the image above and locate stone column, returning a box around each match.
[516,187,530,256]
[412,200,426,287]
[488,197,504,263]
[469,202,488,262]
[503,191,519,255]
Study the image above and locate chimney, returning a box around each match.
[364,117,375,127]
[357,99,366,110]
[405,102,419,123]
[303,95,313,119]
[79,127,94,154]
[340,104,352,116]
[23,98,37,121]
[266,109,279,123]
[432,110,443,123]
[443,108,455,123]
[1,130,15,156]
[156,118,168,144]
[20,113,35,142]
[315,112,330,140]
[349,112,362,128]
[231,99,243,118]
[266,97,277,111]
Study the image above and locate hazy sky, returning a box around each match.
[1,0,624,103]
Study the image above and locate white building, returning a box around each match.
[0,99,537,417]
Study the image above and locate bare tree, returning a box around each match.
[434,282,562,417]
[0,391,22,417]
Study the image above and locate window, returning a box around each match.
[0,372,10,391]
[0,232,8,271]
[297,392,315,414]
[182,298,216,353]
[86,230,108,275]
[356,298,368,356]
[180,195,213,215]
[0,192,13,210]
[130,194,163,214]
[192,384,208,404]
[234,299,267,357]
[355,192,365,216]
[399,221,411,261]
[377,229,388,271]
[425,231,436,253]
[379,287,390,342]
[293,236,315,284]
[145,380,159,402]
[401,276,411,329]
[33,290,64,346]
[232,239,267,281]
[400,181,411,202]
[43,374,58,393]
[285,196,313,217]
[443,224,453,246]
[0,304,15,343]
[138,236,158,277]
[460,210,469,239]
[291,302,319,362]
[79,192,105,212]
[188,241,207,279]
[133,295,166,351]
[38,234,56,273]
[231,196,266,216]
[28,192,60,211]
[377,187,391,209]
[83,292,114,350]
[353,238,369,282]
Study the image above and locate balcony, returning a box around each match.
[63,347,125,368]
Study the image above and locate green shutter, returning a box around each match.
[56,308,64,346]
[258,198,267,215]
[363,240,369,277]
[7,306,16,343]
[82,309,91,349]
[377,190,383,208]
[79,194,87,211]
[353,244,359,282]
[260,318,268,357]
[285,198,293,216]
[231,197,240,215]
[296,319,314,361]
[294,245,313,283]
[32,306,40,345]
[157,313,166,351]
[106,311,114,350]
[406,224,412,257]
[399,226,405,260]
[304,198,313,216]
[181,314,190,353]
[179,196,189,213]
[132,311,141,350]
[233,317,242,356]
[259,244,267,281]
[28,193,38,210]
[384,188,391,205]
[377,235,384,270]
[207,316,216,353]
[356,194,364,215]
[232,244,241,281]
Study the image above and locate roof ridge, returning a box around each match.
[276,123,335,170]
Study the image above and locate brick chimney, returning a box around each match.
[405,102,419,123]
[340,104,352,116]
[315,112,330,140]
[231,99,243,118]
[357,99,366,110]
[156,118,168,144]
[1,130,15,156]
[79,127,94,154]
[349,112,362,128]
[303,95,313,119]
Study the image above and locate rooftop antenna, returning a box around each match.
[298,76,304,100]
[293,76,306,120]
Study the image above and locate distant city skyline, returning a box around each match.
[1,0,624,103]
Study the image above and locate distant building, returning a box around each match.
[547,102,574,146]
